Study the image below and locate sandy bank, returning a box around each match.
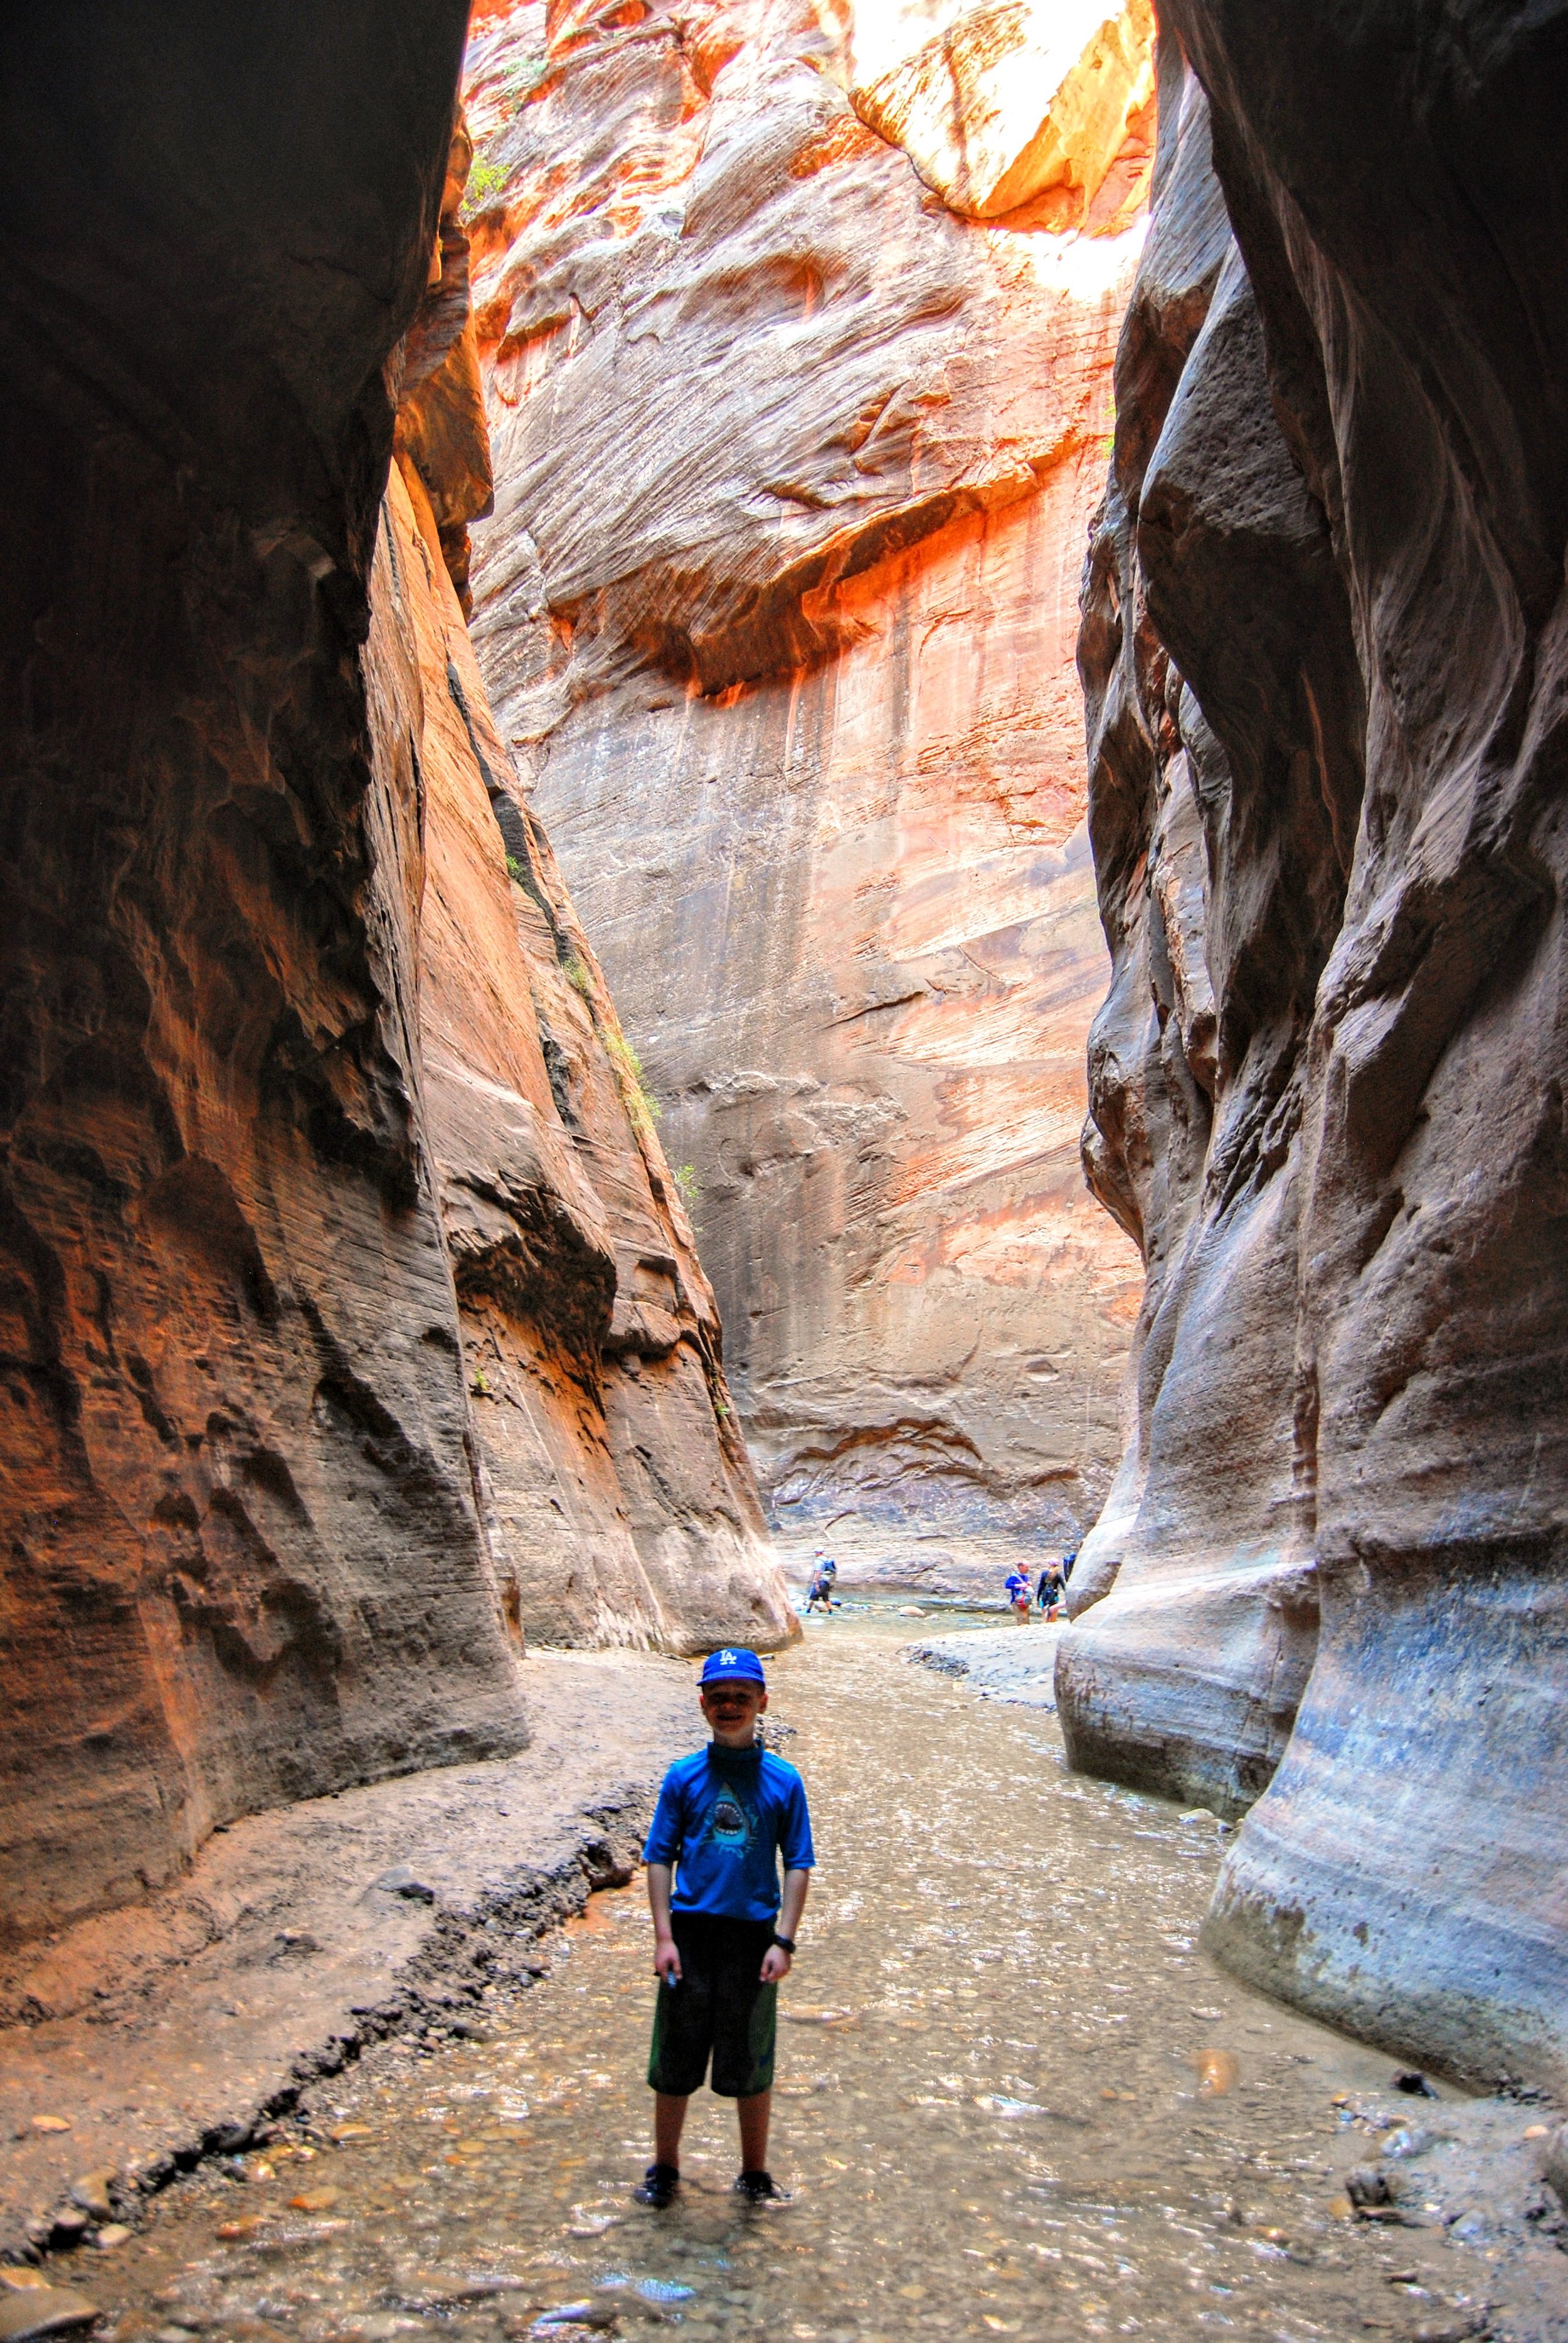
[906,1621,1064,1708]
[1,1650,704,2262]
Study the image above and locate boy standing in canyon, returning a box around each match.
[636,1648,813,2208]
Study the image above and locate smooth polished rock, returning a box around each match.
[0,2293,100,2343]
[1058,46,1346,1817]
[0,0,526,1950]
[1063,4,1568,2091]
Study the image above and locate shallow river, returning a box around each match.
[95,1613,1503,2343]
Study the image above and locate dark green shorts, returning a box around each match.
[647,1913,778,2099]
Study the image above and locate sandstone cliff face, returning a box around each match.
[462,0,1148,1577]
[0,3,521,1947]
[0,5,784,1952]
[1064,9,1568,2092]
[387,368,787,1656]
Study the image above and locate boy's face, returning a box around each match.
[701,1681,766,1745]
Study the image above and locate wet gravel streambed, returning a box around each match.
[39,1612,1566,2342]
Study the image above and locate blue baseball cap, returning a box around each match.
[699,1647,766,1687]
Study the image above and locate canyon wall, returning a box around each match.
[0,5,785,1951]
[390,133,787,1652]
[460,0,1148,1581]
[1063,8,1568,2092]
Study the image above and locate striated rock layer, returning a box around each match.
[0,4,785,1952]
[1062,9,1568,2091]
[462,0,1147,1575]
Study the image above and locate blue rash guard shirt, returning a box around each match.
[644,1743,815,1923]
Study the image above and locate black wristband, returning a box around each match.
[772,1933,795,1954]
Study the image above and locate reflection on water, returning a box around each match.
[94,1615,1491,2342]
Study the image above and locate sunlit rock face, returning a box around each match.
[384,380,789,1657]
[1062,9,1568,2093]
[849,0,1154,224]
[0,5,784,1950]
[462,0,1147,1578]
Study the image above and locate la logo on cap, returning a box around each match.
[721,1650,736,1664]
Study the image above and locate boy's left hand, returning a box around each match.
[760,1943,792,1984]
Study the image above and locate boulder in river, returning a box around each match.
[0,2291,102,2343]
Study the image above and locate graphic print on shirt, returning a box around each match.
[707,1784,755,1856]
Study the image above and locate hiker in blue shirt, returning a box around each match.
[1004,1566,1031,1620]
[636,1647,814,2209]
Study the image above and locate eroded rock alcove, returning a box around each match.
[459,0,1150,1580]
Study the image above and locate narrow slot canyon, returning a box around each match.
[1,3,1565,2340]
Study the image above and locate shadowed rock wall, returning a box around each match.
[0,3,785,1951]
[461,0,1148,1581]
[1062,7,1568,2092]
[0,0,524,1951]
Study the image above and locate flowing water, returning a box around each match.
[91,1613,1506,2343]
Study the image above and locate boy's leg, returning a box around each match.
[643,1920,713,2200]
[737,2088,770,2174]
[711,1924,780,2188]
[654,2093,690,2169]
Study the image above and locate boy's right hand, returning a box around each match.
[654,1935,682,1986]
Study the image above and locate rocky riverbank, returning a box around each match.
[0,1652,705,2268]
[906,1620,1065,1709]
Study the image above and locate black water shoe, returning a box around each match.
[733,2169,789,2203]
[634,2162,681,2208]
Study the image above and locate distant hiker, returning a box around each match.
[636,1647,814,2210]
[805,1551,838,1613]
[1036,1560,1065,1618]
[1004,1566,1031,1620]
[1061,1548,1078,1585]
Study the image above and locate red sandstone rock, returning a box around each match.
[382,441,790,1650]
[0,4,785,1953]
[461,0,1147,1573]
[849,0,1155,225]
[396,133,788,1650]
[393,117,497,617]
[0,3,520,1948]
